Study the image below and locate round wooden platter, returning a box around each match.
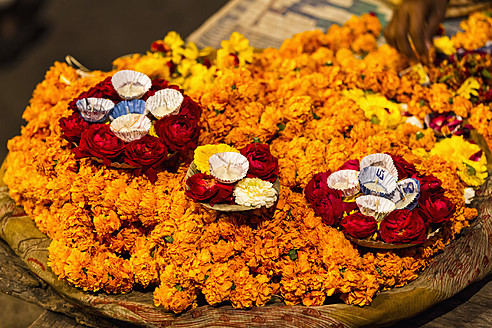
[0,160,491,328]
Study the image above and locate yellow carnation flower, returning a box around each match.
[456,77,480,100]
[194,144,239,174]
[430,135,488,187]
[433,36,456,56]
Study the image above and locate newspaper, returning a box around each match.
[188,0,465,49]
[188,0,394,49]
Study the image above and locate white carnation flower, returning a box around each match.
[233,178,277,208]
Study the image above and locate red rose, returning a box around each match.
[340,212,378,239]
[142,79,179,100]
[416,174,445,201]
[124,135,169,168]
[388,154,417,180]
[240,143,279,183]
[185,173,234,206]
[150,40,170,53]
[178,96,203,121]
[59,112,89,143]
[154,115,200,152]
[73,124,126,166]
[311,189,345,226]
[337,159,360,171]
[379,209,427,244]
[418,194,456,224]
[305,172,331,204]
[67,77,120,112]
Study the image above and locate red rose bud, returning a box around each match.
[240,143,279,183]
[340,212,378,239]
[178,96,203,122]
[67,76,120,112]
[311,189,345,226]
[124,135,169,168]
[73,124,125,166]
[185,173,234,206]
[305,171,331,205]
[388,154,417,180]
[379,209,427,244]
[142,79,178,100]
[469,150,482,162]
[154,115,200,152]
[418,194,456,224]
[150,40,170,53]
[337,159,360,171]
[59,112,90,143]
[415,173,445,201]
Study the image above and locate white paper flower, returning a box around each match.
[233,178,277,208]
[464,187,475,205]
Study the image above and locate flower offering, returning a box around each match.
[60,70,202,181]
[186,142,279,209]
[306,153,458,246]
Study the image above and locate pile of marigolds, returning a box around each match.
[4,12,492,312]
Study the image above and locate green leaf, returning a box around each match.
[164,235,174,243]
[231,84,237,90]
[324,61,333,66]
[231,282,236,291]
[312,112,321,120]
[253,137,261,145]
[464,162,476,176]
[277,123,286,132]
[376,266,382,275]
[288,249,298,261]
[175,284,183,292]
[438,74,452,83]
[482,69,491,79]
[370,115,380,125]
[416,131,424,140]
[418,99,426,107]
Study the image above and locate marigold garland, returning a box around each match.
[3,12,491,313]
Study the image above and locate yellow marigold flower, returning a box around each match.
[342,88,365,102]
[451,12,492,50]
[164,31,185,51]
[134,52,171,80]
[433,36,456,56]
[182,41,200,60]
[193,144,239,174]
[456,77,480,100]
[356,93,404,129]
[217,32,254,68]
